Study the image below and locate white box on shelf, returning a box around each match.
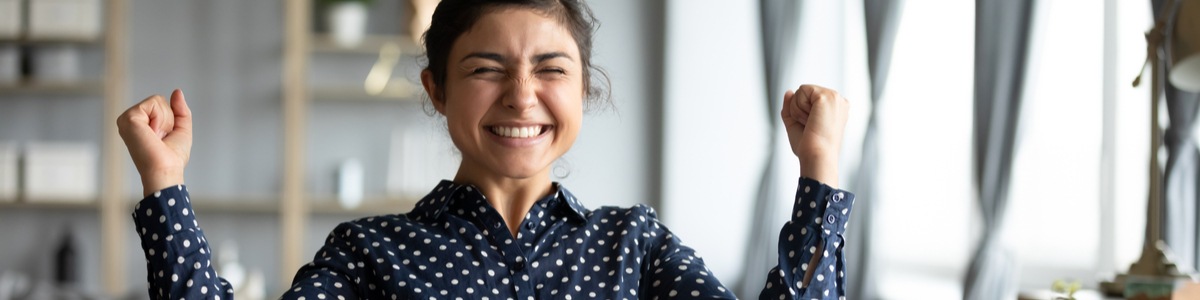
[0,0,22,39]
[0,142,17,202]
[32,44,81,82]
[0,45,18,83]
[27,0,102,40]
[23,142,97,203]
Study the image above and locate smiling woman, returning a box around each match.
[424,8,585,232]
[115,0,855,299]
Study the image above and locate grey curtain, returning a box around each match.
[964,0,1036,299]
[1163,85,1200,272]
[844,1,903,299]
[736,0,801,297]
[1153,0,1200,274]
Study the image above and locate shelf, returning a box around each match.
[192,196,279,214]
[0,80,105,95]
[309,196,418,216]
[0,200,99,210]
[310,34,420,55]
[185,195,418,216]
[0,36,104,45]
[310,84,420,102]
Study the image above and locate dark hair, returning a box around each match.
[421,0,612,111]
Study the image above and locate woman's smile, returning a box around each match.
[485,123,555,146]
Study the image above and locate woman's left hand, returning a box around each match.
[781,84,850,188]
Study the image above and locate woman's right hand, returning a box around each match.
[117,89,193,197]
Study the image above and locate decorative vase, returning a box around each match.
[326,2,368,48]
[337,158,364,209]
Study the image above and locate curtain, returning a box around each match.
[963,0,1036,299]
[1163,86,1200,272]
[1154,0,1200,274]
[844,1,903,299]
[736,0,801,297]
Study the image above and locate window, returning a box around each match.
[871,0,1152,295]
[1006,0,1151,288]
[873,0,974,296]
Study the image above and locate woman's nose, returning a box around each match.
[503,77,538,112]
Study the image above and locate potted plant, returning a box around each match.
[322,0,372,48]
[1052,279,1082,300]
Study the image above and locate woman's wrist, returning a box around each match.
[140,171,184,197]
[799,156,838,188]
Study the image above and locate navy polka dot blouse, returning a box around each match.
[133,177,854,299]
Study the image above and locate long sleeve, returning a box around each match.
[132,185,234,300]
[759,177,856,300]
[277,222,363,299]
[637,205,738,299]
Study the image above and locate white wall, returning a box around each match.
[556,0,665,210]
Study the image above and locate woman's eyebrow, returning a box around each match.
[532,52,571,63]
[460,52,504,63]
[459,52,573,64]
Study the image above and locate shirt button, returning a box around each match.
[513,256,526,271]
[831,192,844,203]
[826,214,837,224]
[524,221,535,230]
[494,222,502,229]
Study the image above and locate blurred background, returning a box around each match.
[0,0,1196,299]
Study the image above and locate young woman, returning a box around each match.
[117,0,854,299]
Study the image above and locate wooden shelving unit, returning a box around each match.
[99,0,129,296]
[279,2,423,290]
[0,1,127,295]
[280,1,310,289]
[3,1,423,296]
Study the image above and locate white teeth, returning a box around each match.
[491,125,543,138]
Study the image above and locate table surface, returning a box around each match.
[1020,282,1200,300]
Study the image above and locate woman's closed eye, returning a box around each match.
[535,67,569,80]
[471,67,503,75]
[538,67,565,74]
[467,67,507,81]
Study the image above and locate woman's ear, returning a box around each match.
[421,70,447,115]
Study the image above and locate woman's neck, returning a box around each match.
[453,165,554,238]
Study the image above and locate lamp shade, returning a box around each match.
[1169,0,1200,92]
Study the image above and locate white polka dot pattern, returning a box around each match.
[132,185,232,300]
[133,178,853,300]
[758,177,855,299]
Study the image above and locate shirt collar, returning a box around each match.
[409,180,589,223]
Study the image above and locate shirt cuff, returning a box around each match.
[132,185,198,235]
[793,177,855,237]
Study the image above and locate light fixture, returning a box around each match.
[1103,0,1200,297]
[1169,0,1200,92]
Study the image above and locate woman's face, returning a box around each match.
[427,7,585,181]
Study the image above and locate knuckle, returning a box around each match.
[117,111,134,124]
